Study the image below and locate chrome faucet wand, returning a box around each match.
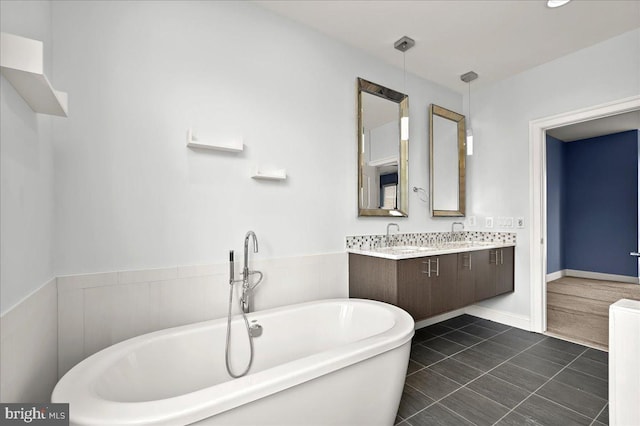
[225,232,264,379]
[243,231,258,285]
[386,223,400,247]
[451,222,465,241]
[242,231,262,314]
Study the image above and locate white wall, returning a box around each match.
[50,0,461,276]
[0,0,56,314]
[0,1,59,403]
[464,29,640,320]
[4,0,637,334]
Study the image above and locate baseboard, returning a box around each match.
[414,304,532,331]
[565,269,639,284]
[546,270,565,282]
[414,308,466,329]
[464,304,531,331]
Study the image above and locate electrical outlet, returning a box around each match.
[516,217,525,228]
[485,217,494,228]
[468,216,477,227]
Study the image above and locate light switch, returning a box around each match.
[485,217,494,228]
[468,216,477,227]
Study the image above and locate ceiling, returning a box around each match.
[255,0,640,93]
[256,0,640,141]
[547,111,640,142]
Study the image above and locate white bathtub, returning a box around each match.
[52,298,414,426]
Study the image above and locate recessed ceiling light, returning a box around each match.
[547,0,571,8]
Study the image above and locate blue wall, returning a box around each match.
[547,130,638,277]
[546,135,566,273]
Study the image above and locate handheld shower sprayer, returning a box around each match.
[225,231,264,378]
[229,250,235,284]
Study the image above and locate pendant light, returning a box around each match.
[460,71,478,156]
[394,36,414,140]
[547,0,571,8]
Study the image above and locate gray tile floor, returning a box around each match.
[396,315,609,426]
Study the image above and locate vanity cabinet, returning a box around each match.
[456,252,477,307]
[396,254,458,319]
[495,247,515,295]
[474,250,497,301]
[349,253,458,320]
[349,246,515,321]
[472,248,515,301]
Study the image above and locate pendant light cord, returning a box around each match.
[468,80,471,124]
[403,51,407,93]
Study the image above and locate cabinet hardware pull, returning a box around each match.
[462,253,472,270]
[422,258,440,277]
[500,249,504,265]
[422,259,431,277]
[462,256,467,269]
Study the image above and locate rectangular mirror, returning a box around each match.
[429,104,466,217]
[358,77,409,217]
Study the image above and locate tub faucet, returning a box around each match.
[451,222,464,241]
[241,231,263,314]
[386,223,400,247]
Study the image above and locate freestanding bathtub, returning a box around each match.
[52,298,415,425]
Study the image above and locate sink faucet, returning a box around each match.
[241,231,261,313]
[386,223,400,247]
[451,222,464,241]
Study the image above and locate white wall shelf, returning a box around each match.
[0,32,68,117]
[251,168,287,181]
[186,129,243,152]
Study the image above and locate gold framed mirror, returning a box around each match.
[357,78,409,217]
[429,104,466,217]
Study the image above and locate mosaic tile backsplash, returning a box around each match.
[345,231,516,250]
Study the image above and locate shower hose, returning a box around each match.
[225,270,263,378]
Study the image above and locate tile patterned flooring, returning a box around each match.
[396,315,609,426]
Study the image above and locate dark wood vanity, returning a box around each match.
[349,247,514,321]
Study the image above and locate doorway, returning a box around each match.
[543,126,640,348]
[529,95,640,335]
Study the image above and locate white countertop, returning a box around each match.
[347,241,516,260]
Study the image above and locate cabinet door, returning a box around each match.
[457,252,475,308]
[474,249,496,301]
[349,254,398,304]
[397,258,431,320]
[430,254,458,316]
[496,247,515,295]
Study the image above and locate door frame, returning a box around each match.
[529,95,640,333]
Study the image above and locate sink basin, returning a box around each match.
[362,241,505,257]
[375,245,434,254]
[432,241,498,249]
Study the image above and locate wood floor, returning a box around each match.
[546,276,640,350]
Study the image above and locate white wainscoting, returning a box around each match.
[0,278,58,402]
[57,252,348,377]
